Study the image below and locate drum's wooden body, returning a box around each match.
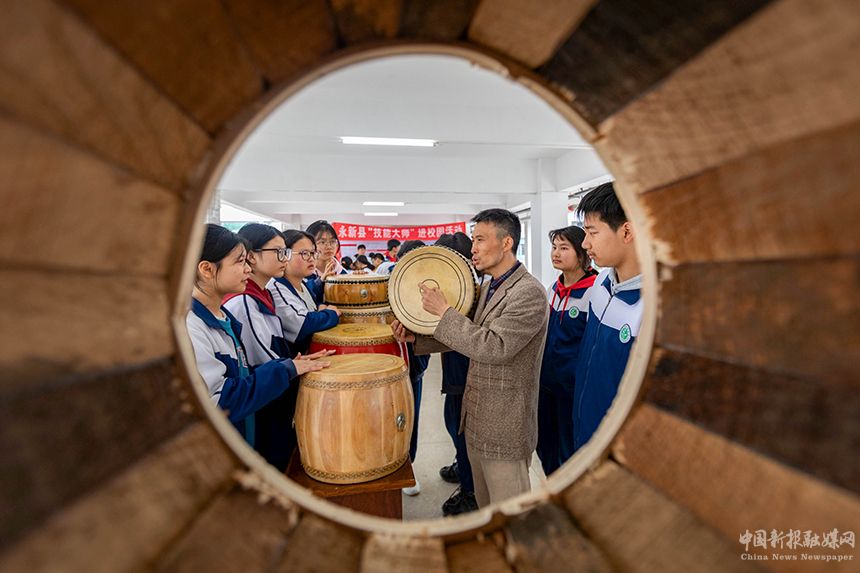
[324,274,389,307]
[295,354,414,484]
[388,245,479,335]
[339,305,395,325]
[308,323,401,357]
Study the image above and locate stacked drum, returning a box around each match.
[324,273,395,324]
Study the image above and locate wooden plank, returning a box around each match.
[0,270,173,389]
[0,423,236,573]
[0,359,194,549]
[565,461,760,572]
[61,0,264,133]
[401,0,479,41]
[276,513,364,573]
[0,0,210,191]
[505,504,612,573]
[596,0,860,194]
[614,405,860,573]
[658,257,860,380]
[641,121,860,265]
[0,116,180,276]
[469,0,596,68]
[447,538,513,573]
[221,0,337,84]
[541,0,769,124]
[644,348,859,494]
[329,0,403,44]
[360,533,446,573]
[154,487,291,573]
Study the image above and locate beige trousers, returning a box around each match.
[466,437,531,507]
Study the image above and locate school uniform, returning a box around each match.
[441,351,474,493]
[186,299,297,451]
[573,269,643,450]
[268,277,339,355]
[536,272,596,475]
[407,344,430,462]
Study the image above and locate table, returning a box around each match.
[286,450,416,519]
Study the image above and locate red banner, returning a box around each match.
[332,221,467,242]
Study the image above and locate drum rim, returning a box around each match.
[324,274,390,284]
[300,353,407,384]
[388,245,479,334]
[310,323,397,345]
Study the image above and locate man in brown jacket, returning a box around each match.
[392,209,550,507]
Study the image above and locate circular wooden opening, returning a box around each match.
[172,43,657,536]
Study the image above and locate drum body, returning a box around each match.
[324,274,389,307]
[339,305,395,325]
[295,354,414,484]
[308,323,400,357]
[388,245,479,335]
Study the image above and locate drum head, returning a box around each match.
[388,245,478,335]
[311,323,395,346]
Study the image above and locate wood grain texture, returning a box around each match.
[644,348,859,494]
[447,538,513,573]
[614,405,860,573]
[0,270,173,389]
[221,0,337,84]
[0,116,180,275]
[0,0,210,190]
[505,504,612,573]
[641,121,860,265]
[541,0,769,124]
[400,0,478,41]
[360,533,446,573]
[597,0,860,193]
[0,359,193,549]
[329,0,403,44]
[658,257,860,380]
[154,487,292,573]
[276,513,364,573]
[61,0,263,133]
[0,423,235,573]
[469,0,596,68]
[565,461,760,572]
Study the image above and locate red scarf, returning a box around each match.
[223,278,276,315]
[549,273,597,324]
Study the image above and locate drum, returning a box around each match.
[324,274,389,307]
[295,354,414,484]
[308,323,401,357]
[388,245,479,335]
[339,305,396,325]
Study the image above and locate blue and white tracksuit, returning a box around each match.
[185,299,297,451]
[536,273,596,474]
[268,277,339,356]
[573,269,643,450]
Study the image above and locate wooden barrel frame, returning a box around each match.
[1,1,858,571]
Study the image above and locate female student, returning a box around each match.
[536,225,597,475]
[269,229,341,356]
[305,220,347,304]
[186,224,329,468]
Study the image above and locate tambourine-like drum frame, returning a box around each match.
[388,245,479,335]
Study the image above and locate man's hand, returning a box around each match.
[391,319,416,343]
[419,282,450,317]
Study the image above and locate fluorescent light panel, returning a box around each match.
[362,201,405,206]
[341,136,436,147]
[363,212,398,217]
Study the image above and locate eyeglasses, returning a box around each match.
[317,239,338,247]
[254,248,290,262]
[296,249,320,262]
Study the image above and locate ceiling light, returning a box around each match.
[341,136,436,147]
[362,201,405,206]
[363,212,398,217]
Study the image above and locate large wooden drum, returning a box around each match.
[294,354,414,484]
[308,323,401,357]
[324,274,389,307]
[339,305,395,325]
[388,245,479,335]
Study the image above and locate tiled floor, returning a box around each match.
[403,354,547,520]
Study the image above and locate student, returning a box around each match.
[536,225,597,475]
[373,253,395,275]
[435,232,478,515]
[353,254,373,273]
[305,220,347,304]
[340,256,354,272]
[356,244,367,257]
[574,182,643,450]
[269,229,340,356]
[186,224,329,465]
[369,252,386,271]
[386,238,401,261]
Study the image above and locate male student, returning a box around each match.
[573,182,643,450]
